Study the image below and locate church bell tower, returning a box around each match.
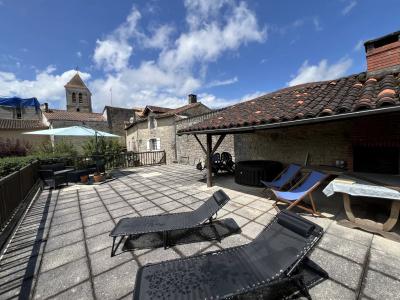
[65,73,92,113]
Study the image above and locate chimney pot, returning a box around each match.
[188,94,197,104]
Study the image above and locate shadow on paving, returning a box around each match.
[123,218,240,251]
[0,190,54,300]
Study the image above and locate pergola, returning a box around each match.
[178,105,400,187]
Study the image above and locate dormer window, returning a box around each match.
[72,92,76,103]
[148,115,156,129]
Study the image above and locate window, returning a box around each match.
[148,116,156,129]
[147,138,160,151]
[72,92,76,103]
[78,93,83,103]
[16,106,22,119]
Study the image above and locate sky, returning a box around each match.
[0,0,399,112]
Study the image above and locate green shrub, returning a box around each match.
[34,140,78,157]
[82,138,123,156]
[0,156,37,177]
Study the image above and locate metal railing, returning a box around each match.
[51,150,167,171]
[0,161,40,249]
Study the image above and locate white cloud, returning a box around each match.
[312,17,323,31]
[93,39,132,71]
[353,39,364,52]
[1,1,266,111]
[142,25,174,49]
[93,7,141,71]
[196,90,266,108]
[342,0,357,15]
[76,51,82,58]
[287,58,352,86]
[0,67,90,106]
[206,76,238,88]
[89,0,265,110]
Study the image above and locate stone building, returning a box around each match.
[176,109,234,165]
[125,95,211,163]
[179,31,400,177]
[0,98,49,151]
[41,73,139,149]
[65,73,92,113]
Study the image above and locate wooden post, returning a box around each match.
[206,133,212,187]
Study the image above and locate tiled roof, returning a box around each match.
[157,102,203,117]
[0,119,48,130]
[64,73,89,89]
[179,71,400,133]
[43,109,106,122]
[143,105,171,115]
[125,102,204,129]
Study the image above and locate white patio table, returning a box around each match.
[323,173,400,238]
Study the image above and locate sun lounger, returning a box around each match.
[133,210,326,300]
[261,163,302,191]
[109,190,230,256]
[272,171,328,215]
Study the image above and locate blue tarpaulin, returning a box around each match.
[0,97,40,111]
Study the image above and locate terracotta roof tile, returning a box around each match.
[0,119,48,130]
[43,109,105,122]
[179,72,400,133]
[126,102,205,129]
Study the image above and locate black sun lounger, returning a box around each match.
[133,210,327,300]
[110,190,230,256]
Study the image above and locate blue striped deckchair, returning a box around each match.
[271,171,328,216]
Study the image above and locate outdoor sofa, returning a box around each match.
[133,210,327,299]
[38,162,74,189]
[110,189,230,256]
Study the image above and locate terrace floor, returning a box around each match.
[1,164,400,300]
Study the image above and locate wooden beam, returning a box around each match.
[206,134,212,187]
[211,134,226,155]
[193,134,207,155]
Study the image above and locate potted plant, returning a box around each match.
[80,174,89,183]
[93,171,103,182]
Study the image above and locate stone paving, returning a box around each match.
[1,164,400,300]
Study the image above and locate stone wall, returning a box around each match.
[0,130,49,151]
[126,117,176,163]
[50,120,119,153]
[234,112,400,171]
[176,110,235,165]
[104,106,135,145]
[0,107,40,119]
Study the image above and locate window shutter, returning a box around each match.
[147,139,150,150]
[156,138,161,150]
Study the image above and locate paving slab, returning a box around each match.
[93,261,138,300]
[34,258,90,299]
[1,164,400,299]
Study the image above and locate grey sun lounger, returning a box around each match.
[133,210,327,300]
[110,190,230,256]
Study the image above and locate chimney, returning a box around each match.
[365,31,400,73]
[188,94,197,104]
[40,102,49,112]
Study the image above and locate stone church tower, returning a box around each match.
[65,73,92,112]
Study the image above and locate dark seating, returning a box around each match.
[38,162,74,189]
[211,152,235,174]
[133,210,327,300]
[109,190,231,256]
[218,151,234,174]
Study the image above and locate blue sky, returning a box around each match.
[0,0,399,112]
